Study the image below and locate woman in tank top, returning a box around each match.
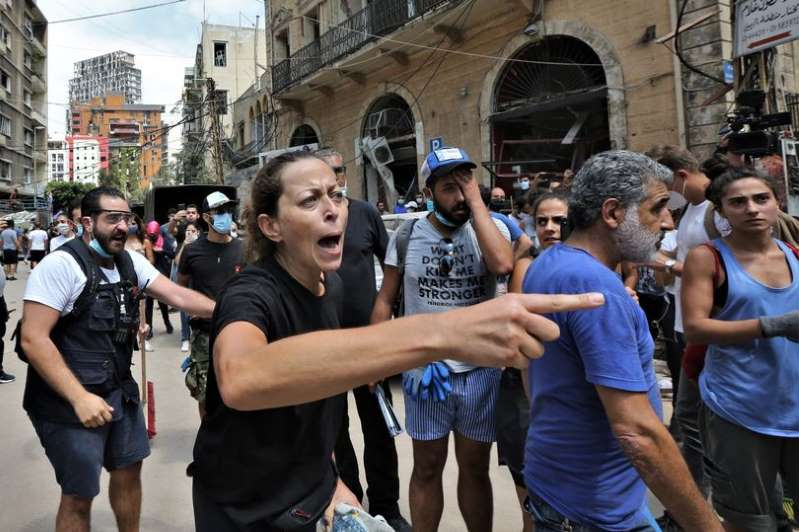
[682,166,799,532]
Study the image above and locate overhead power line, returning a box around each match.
[49,0,187,24]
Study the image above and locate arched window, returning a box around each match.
[491,36,609,182]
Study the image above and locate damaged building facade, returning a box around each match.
[230,0,799,204]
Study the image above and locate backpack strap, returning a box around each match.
[395,218,418,279]
[782,240,799,259]
[113,248,139,290]
[393,218,418,317]
[699,242,728,310]
[58,239,101,317]
[699,243,721,284]
[703,204,722,240]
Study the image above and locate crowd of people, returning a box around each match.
[2,138,798,532]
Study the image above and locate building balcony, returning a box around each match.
[30,36,46,58]
[0,135,5,147]
[30,108,46,126]
[0,39,7,56]
[0,86,7,102]
[30,73,46,94]
[33,150,46,163]
[272,0,461,94]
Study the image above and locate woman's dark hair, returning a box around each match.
[706,166,779,208]
[128,214,145,244]
[531,192,569,218]
[700,154,731,182]
[246,151,322,263]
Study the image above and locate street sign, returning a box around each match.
[429,137,443,152]
[723,61,734,84]
[734,0,799,57]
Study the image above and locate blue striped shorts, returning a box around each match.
[403,367,502,443]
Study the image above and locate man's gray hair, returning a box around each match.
[314,147,342,161]
[569,150,673,229]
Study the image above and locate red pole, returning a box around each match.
[147,381,156,439]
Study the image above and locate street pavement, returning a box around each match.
[0,262,668,531]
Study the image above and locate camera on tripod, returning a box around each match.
[726,90,792,157]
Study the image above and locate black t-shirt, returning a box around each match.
[178,235,244,329]
[337,198,388,327]
[189,256,345,517]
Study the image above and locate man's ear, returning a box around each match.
[81,216,93,235]
[600,198,624,229]
[423,186,433,200]
[257,213,282,244]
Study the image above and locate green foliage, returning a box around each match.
[46,181,95,213]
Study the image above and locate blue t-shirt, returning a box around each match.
[490,211,522,242]
[523,244,662,531]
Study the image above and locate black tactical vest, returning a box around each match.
[23,240,142,424]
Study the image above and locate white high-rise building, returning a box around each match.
[47,139,67,182]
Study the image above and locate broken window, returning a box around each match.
[214,42,227,67]
[0,69,10,92]
[275,30,290,60]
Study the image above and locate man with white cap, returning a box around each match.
[372,147,513,532]
[178,191,244,417]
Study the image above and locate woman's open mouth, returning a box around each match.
[318,233,342,251]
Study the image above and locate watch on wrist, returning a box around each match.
[664,259,676,274]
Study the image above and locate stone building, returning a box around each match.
[0,0,47,196]
[226,0,799,204]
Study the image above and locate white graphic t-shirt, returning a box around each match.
[385,216,509,372]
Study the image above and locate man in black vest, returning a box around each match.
[21,187,215,532]
[316,148,411,531]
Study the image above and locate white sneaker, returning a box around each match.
[145,340,154,352]
[181,340,189,352]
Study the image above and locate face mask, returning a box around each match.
[426,199,435,212]
[230,229,238,238]
[434,210,461,227]
[127,224,139,236]
[76,225,83,238]
[57,223,70,236]
[211,212,233,235]
[519,178,530,191]
[185,231,198,243]
[89,238,113,258]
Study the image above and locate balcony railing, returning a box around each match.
[272,0,459,93]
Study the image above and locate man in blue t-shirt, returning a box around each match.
[523,151,722,531]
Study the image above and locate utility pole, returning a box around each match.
[255,15,260,90]
[206,78,225,184]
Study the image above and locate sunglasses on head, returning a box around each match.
[439,238,455,276]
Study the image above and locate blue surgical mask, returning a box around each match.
[426,199,434,212]
[212,212,233,235]
[76,225,84,238]
[89,238,113,258]
[434,210,461,228]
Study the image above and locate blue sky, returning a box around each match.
[39,0,266,154]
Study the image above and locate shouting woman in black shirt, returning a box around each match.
[189,151,605,531]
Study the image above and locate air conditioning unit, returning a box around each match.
[362,136,394,166]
